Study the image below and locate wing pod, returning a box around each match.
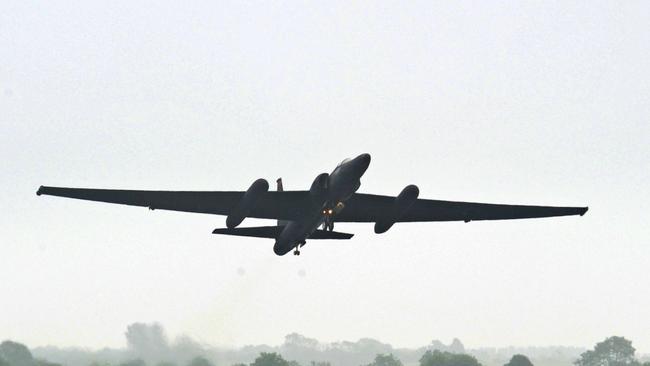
[226,178,269,228]
[310,173,329,202]
[374,185,419,233]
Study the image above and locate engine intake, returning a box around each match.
[374,185,419,234]
[226,178,269,228]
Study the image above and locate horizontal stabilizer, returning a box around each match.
[213,226,283,238]
[212,226,353,240]
[308,230,354,239]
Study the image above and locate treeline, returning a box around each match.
[3,324,648,366]
[6,339,649,366]
[25,323,583,366]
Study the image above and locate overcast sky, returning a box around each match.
[2,0,649,354]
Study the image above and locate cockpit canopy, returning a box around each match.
[336,158,351,167]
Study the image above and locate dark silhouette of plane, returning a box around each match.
[37,153,588,256]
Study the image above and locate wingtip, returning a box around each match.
[580,207,589,216]
[36,185,44,196]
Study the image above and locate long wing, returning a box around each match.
[336,193,588,223]
[37,186,312,220]
[37,186,587,223]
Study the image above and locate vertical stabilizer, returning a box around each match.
[276,178,283,192]
[276,178,289,226]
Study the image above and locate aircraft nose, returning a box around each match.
[357,153,371,166]
[353,153,371,173]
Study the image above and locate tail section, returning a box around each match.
[212,226,353,240]
[213,225,283,238]
[276,178,290,227]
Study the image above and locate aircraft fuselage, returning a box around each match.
[273,153,371,255]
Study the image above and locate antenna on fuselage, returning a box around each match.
[276,178,283,192]
[276,178,288,227]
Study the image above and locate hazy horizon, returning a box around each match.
[2,0,649,355]
[22,322,599,366]
[15,324,595,352]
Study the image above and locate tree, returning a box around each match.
[125,323,169,355]
[366,354,403,366]
[575,337,636,366]
[35,360,62,366]
[449,340,465,354]
[251,353,290,366]
[504,355,533,366]
[0,341,34,366]
[187,357,214,366]
[420,350,482,366]
[119,359,146,366]
[89,362,113,366]
[284,334,319,350]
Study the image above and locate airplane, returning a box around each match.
[36,153,588,256]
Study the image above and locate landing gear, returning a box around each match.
[322,202,344,232]
[293,241,306,256]
[323,215,335,231]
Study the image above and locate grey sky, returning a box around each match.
[2,0,649,353]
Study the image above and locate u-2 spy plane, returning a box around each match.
[37,154,588,256]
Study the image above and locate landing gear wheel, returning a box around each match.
[323,216,331,231]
